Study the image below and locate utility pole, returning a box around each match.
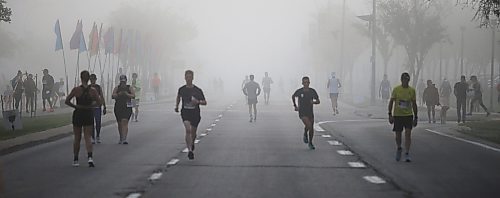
[460,26,466,75]
[370,0,377,104]
[490,23,496,110]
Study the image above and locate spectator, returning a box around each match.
[42,69,55,112]
[11,70,24,110]
[2,85,13,110]
[52,78,65,108]
[423,80,439,123]
[24,74,36,113]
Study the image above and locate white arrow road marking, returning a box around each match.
[363,176,386,184]
[126,193,142,198]
[149,172,163,181]
[425,129,500,153]
[182,148,189,153]
[348,162,366,168]
[167,159,179,166]
[327,140,343,146]
[321,134,331,138]
[337,150,354,155]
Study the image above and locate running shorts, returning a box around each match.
[329,93,339,98]
[393,116,413,132]
[72,109,94,127]
[247,97,258,105]
[42,90,52,99]
[263,87,270,93]
[181,109,201,127]
[114,107,132,121]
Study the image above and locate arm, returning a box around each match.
[338,79,342,88]
[112,87,118,99]
[257,85,261,96]
[175,94,181,112]
[242,84,248,96]
[313,90,320,104]
[388,98,395,124]
[128,86,136,99]
[196,89,207,106]
[65,88,77,109]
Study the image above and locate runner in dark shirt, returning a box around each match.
[292,76,320,150]
[454,75,468,123]
[24,74,36,113]
[175,70,206,160]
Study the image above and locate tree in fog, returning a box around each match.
[0,0,11,23]
[457,0,500,27]
[378,0,447,85]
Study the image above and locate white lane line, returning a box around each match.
[314,123,325,131]
[182,148,189,153]
[363,176,386,184]
[337,150,354,155]
[317,120,384,124]
[206,128,212,132]
[218,114,223,118]
[126,193,142,198]
[348,162,366,168]
[200,133,207,136]
[425,129,500,153]
[167,159,180,166]
[321,134,331,138]
[215,119,220,122]
[327,140,343,146]
[194,139,200,144]
[211,124,216,127]
[149,172,163,181]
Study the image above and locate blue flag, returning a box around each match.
[55,19,63,51]
[79,31,87,53]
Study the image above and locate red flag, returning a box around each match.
[88,22,99,56]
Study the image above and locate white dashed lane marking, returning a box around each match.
[200,133,207,136]
[363,176,386,184]
[210,124,216,127]
[327,140,343,146]
[321,134,331,138]
[149,172,163,181]
[126,193,142,198]
[167,159,179,166]
[337,150,354,155]
[314,123,325,131]
[206,128,212,132]
[194,139,200,144]
[348,162,366,168]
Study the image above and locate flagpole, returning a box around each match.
[62,49,69,95]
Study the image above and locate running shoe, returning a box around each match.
[188,151,194,160]
[308,143,315,150]
[303,133,308,144]
[405,153,411,162]
[396,148,402,161]
[91,138,96,144]
[72,160,79,167]
[123,141,129,145]
[118,140,123,144]
[96,137,101,144]
[88,157,95,167]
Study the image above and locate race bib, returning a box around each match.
[184,96,196,109]
[399,100,410,109]
[126,101,134,108]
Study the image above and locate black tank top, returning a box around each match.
[76,85,93,106]
[115,85,131,108]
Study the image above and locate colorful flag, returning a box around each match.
[88,22,99,56]
[70,20,82,50]
[79,30,87,53]
[54,19,63,51]
[104,27,114,54]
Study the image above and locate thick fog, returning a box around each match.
[1,0,498,104]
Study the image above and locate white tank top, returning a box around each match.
[329,77,340,94]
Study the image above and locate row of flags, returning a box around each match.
[54,19,152,66]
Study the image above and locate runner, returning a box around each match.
[423,80,439,123]
[379,74,392,104]
[89,74,106,144]
[131,73,141,122]
[243,74,261,122]
[292,76,320,150]
[65,70,102,167]
[262,72,273,105]
[388,72,418,162]
[467,75,490,116]
[51,78,65,108]
[42,69,55,112]
[175,70,206,160]
[326,72,341,115]
[112,75,135,144]
[454,76,468,123]
[24,74,36,113]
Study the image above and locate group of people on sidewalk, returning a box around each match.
[2,69,65,113]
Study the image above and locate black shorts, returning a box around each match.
[42,90,52,99]
[299,110,314,120]
[181,109,201,127]
[72,109,94,127]
[247,97,258,105]
[114,107,132,121]
[393,116,414,132]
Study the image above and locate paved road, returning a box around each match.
[2,95,500,198]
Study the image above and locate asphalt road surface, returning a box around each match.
[2,94,500,198]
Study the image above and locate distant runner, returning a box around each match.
[175,70,207,160]
[131,73,141,122]
[292,76,320,150]
[262,72,273,105]
[379,74,392,104]
[89,74,106,144]
[112,75,135,144]
[243,74,261,122]
[327,72,341,115]
[388,72,418,162]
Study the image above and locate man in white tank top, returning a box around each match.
[327,72,341,115]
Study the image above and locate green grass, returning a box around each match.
[459,120,500,144]
[0,113,72,140]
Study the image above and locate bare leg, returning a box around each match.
[404,128,412,154]
[301,117,314,143]
[121,119,130,142]
[183,121,193,151]
[83,125,93,154]
[253,103,257,121]
[395,131,402,149]
[73,126,82,160]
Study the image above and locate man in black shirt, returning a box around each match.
[468,75,490,116]
[24,74,36,113]
[454,75,468,123]
[175,70,206,160]
[11,70,24,110]
[292,76,320,150]
[42,69,55,112]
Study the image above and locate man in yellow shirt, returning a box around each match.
[388,72,418,162]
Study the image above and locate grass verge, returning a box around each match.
[458,120,500,145]
[0,113,72,141]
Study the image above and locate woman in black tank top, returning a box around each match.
[65,70,102,167]
[112,75,135,144]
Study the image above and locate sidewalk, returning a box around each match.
[0,96,175,156]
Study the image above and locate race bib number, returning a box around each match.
[126,101,134,108]
[399,100,410,109]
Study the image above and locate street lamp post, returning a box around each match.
[371,0,377,105]
[460,26,466,75]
